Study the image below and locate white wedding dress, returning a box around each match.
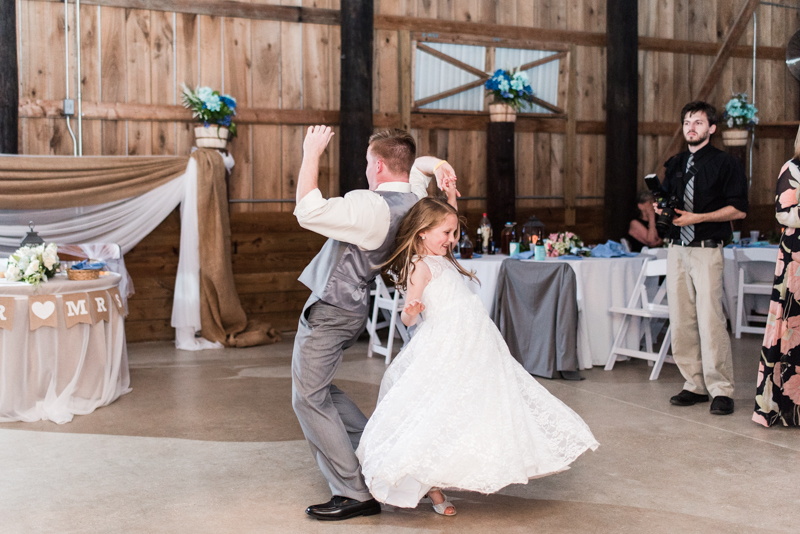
[356,255,599,508]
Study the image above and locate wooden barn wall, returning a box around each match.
[13,0,800,340]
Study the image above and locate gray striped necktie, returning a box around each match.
[680,154,695,244]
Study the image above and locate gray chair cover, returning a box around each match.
[492,260,579,379]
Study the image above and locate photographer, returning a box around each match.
[655,101,748,416]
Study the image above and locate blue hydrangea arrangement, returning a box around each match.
[484,69,535,111]
[181,84,238,137]
[723,93,758,130]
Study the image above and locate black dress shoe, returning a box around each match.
[669,390,710,406]
[305,496,381,521]
[710,396,734,415]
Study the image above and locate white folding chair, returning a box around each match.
[619,237,632,253]
[605,256,673,380]
[734,248,773,339]
[366,276,409,365]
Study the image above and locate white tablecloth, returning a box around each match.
[0,273,130,424]
[461,255,646,369]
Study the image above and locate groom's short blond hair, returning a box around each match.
[368,129,416,176]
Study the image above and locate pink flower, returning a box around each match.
[775,361,782,388]
[752,412,769,427]
[763,301,784,349]
[783,374,800,405]
[781,315,800,353]
[787,228,795,237]
[756,361,765,385]
[778,187,798,209]
[780,161,792,176]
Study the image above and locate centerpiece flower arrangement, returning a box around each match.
[545,232,588,257]
[484,68,536,111]
[181,84,237,148]
[722,93,758,130]
[5,243,60,285]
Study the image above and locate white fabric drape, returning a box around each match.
[0,151,234,351]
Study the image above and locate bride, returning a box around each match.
[356,185,599,516]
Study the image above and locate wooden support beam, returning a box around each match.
[339,0,372,194]
[0,0,18,154]
[517,52,568,72]
[486,122,516,241]
[604,0,638,241]
[416,43,489,79]
[398,30,412,132]
[563,45,578,227]
[653,0,760,173]
[412,79,485,109]
[528,95,564,115]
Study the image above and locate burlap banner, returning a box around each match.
[0,296,16,331]
[29,295,58,331]
[62,292,93,329]
[107,287,127,317]
[88,290,111,323]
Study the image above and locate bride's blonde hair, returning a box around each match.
[383,197,478,291]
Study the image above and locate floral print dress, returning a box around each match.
[754,158,800,427]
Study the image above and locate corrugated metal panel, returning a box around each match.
[413,44,561,113]
[495,48,560,114]
[415,43,486,111]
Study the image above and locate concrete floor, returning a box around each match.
[0,332,796,534]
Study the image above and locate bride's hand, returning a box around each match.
[403,299,425,316]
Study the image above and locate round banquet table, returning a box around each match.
[460,254,647,369]
[0,272,130,424]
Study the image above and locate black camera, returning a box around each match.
[644,174,682,238]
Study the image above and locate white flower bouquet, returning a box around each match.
[5,243,60,285]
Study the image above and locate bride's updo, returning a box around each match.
[382,197,477,291]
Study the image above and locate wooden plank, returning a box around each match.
[45,0,71,155]
[413,78,485,109]
[563,45,577,226]
[0,0,19,153]
[125,8,152,156]
[175,12,198,155]
[100,6,127,155]
[19,0,50,155]
[33,0,341,25]
[251,10,281,212]
[150,10,175,156]
[398,29,412,131]
[516,131,535,209]
[79,4,102,155]
[198,14,222,90]
[224,11,253,213]
[655,0,759,172]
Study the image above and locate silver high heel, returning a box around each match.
[421,488,456,516]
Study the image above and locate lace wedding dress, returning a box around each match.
[356,255,599,508]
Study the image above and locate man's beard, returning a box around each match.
[685,131,709,146]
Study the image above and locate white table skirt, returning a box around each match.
[0,273,130,424]
[461,255,646,369]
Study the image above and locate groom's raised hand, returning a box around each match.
[303,125,335,159]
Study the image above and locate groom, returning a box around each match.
[292,125,456,521]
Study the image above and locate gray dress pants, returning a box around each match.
[291,298,372,501]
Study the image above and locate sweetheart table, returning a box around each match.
[0,273,130,423]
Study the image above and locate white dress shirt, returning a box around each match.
[294,166,432,250]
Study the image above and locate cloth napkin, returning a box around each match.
[591,240,638,258]
[72,259,107,270]
[509,250,534,260]
[454,253,482,259]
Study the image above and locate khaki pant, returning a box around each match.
[666,244,734,397]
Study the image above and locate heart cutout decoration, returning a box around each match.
[32,301,55,320]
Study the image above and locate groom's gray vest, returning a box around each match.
[298,190,418,314]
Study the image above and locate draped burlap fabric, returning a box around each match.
[0,155,189,209]
[193,149,281,347]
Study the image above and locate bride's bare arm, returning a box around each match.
[401,261,431,327]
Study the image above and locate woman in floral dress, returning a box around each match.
[754,157,800,427]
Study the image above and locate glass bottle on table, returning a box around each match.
[475,227,483,254]
[460,234,474,259]
[479,213,492,254]
[500,222,517,255]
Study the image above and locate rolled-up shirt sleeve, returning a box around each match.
[294,188,390,250]
[409,165,433,199]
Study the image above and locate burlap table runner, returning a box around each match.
[193,149,281,347]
